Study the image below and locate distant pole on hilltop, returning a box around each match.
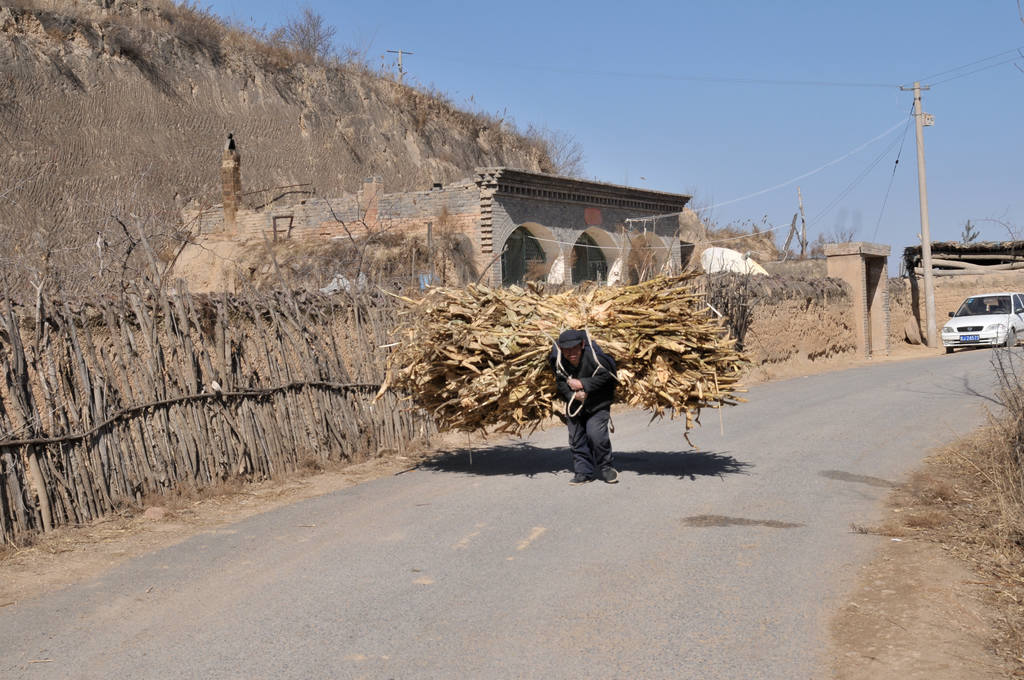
[387,49,414,84]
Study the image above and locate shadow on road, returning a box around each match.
[420,442,751,480]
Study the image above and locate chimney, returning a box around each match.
[359,176,383,225]
[221,133,241,231]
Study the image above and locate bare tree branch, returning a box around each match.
[275,6,337,61]
[527,125,585,177]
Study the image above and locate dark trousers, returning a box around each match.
[567,409,612,477]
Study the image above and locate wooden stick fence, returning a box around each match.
[0,279,432,545]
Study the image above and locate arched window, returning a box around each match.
[572,232,608,284]
[501,227,546,286]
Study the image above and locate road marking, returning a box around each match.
[516,526,547,551]
[452,522,487,550]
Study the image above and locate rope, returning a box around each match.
[552,328,618,419]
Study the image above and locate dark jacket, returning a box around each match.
[548,338,617,417]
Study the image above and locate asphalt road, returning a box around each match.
[0,349,1005,679]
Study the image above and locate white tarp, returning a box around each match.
[700,247,769,276]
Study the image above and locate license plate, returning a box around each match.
[960,334,980,342]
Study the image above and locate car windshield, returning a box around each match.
[955,295,1011,317]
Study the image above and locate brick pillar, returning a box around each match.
[221,147,241,232]
[825,242,891,358]
[358,176,383,225]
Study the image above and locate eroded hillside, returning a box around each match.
[0,0,553,293]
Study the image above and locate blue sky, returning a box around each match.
[209,0,1023,272]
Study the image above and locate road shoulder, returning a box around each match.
[830,537,1009,679]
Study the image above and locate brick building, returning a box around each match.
[191,147,692,288]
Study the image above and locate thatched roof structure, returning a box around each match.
[903,241,1024,276]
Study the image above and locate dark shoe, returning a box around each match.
[600,467,619,484]
[569,473,593,485]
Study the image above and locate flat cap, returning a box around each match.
[557,329,586,348]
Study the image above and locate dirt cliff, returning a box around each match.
[0,0,553,294]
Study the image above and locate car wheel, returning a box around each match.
[1006,329,1017,348]
[945,346,954,354]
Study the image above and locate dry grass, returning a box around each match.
[871,380,1024,674]
[703,223,782,263]
[6,0,351,74]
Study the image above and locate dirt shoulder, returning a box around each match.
[2,343,1016,678]
[831,537,1009,679]
[830,479,1012,678]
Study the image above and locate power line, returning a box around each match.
[917,46,1024,83]
[708,119,906,211]
[871,110,914,242]
[807,128,907,229]
[930,54,1023,86]
[625,117,908,225]
[429,54,898,89]
[436,44,1023,91]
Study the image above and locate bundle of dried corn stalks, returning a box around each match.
[378,273,746,435]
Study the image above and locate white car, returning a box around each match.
[941,292,1024,353]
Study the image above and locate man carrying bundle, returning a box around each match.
[550,329,618,485]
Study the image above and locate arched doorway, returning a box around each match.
[627,233,670,284]
[501,226,547,286]
[572,232,608,284]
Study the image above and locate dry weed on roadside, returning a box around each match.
[864,423,1024,675]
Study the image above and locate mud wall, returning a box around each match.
[891,272,1024,344]
[704,274,858,371]
[746,297,858,367]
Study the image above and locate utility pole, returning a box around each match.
[901,81,937,347]
[797,186,807,258]
[386,49,414,84]
[782,213,798,260]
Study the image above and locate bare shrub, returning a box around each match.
[272,5,337,61]
[988,349,1024,536]
[703,272,756,349]
[525,125,585,177]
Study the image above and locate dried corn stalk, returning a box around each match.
[378,273,746,435]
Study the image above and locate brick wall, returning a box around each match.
[196,184,482,242]
[188,175,686,288]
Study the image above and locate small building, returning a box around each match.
[191,146,692,288]
[903,240,1024,277]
